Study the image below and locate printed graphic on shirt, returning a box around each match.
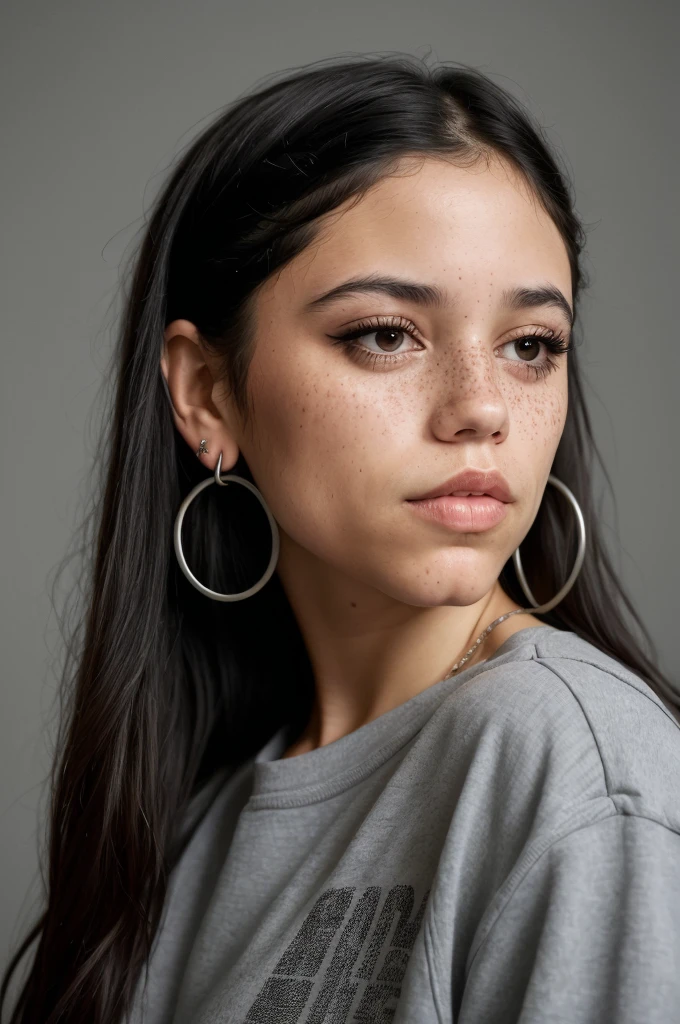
[245,884,431,1023]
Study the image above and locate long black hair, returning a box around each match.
[3,52,677,1024]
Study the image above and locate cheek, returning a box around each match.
[506,373,567,452]
[243,358,406,543]
[504,375,568,532]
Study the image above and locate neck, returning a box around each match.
[275,532,543,756]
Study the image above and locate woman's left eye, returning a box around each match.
[496,330,573,379]
[500,337,546,362]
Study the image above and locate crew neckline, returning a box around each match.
[248,625,565,809]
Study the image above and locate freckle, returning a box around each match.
[350,601,357,608]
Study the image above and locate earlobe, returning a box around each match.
[161,319,240,471]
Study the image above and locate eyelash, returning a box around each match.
[329,315,574,379]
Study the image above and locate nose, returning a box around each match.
[428,351,509,444]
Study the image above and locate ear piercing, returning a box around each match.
[196,439,209,457]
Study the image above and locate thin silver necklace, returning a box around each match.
[443,607,532,678]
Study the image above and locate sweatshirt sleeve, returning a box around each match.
[457,813,680,1024]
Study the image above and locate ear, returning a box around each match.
[161,319,240,471]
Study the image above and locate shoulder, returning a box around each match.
[530,628,680,827]
[432,626,680,834]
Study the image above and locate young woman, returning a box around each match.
[3,54,679,1024]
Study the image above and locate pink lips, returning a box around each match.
[406,468,514,532]
[406,494,509,532]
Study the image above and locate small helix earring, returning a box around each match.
[174,452,280,602]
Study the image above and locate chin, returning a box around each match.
[378,570,499,610]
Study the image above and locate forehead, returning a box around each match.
[261,153,572,309]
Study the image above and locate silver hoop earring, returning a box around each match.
[173,452,280,601]
[512,473,586,614]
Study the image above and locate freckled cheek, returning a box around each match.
[544,379,568,438]
[507,379,567,448]
[247,372,399,517]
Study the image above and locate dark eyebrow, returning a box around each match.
[304,274,446,312]
[304,274,573,327]
[501,284,574,328]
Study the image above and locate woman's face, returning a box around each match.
[206,153,572,609]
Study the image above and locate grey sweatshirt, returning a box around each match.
[126,624,680,1023]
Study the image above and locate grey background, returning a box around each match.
[1,0,678,972]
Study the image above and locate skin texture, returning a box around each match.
[162,152,572,757]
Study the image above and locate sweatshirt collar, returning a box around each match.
[248,625,562,808]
